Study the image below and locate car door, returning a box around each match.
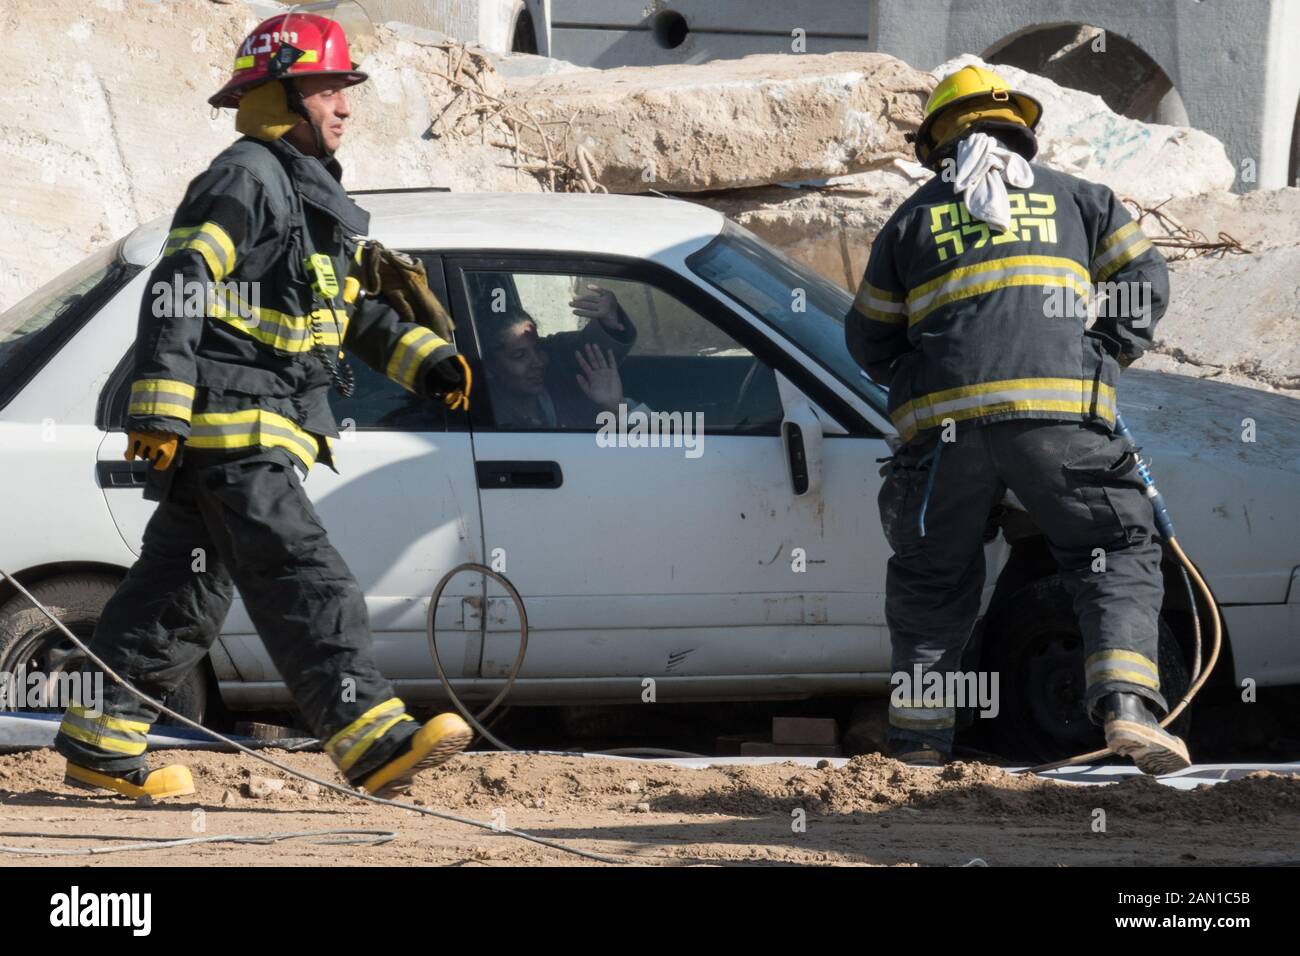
[97,254,486,707]
[446,253,894,702]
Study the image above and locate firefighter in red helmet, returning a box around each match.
[55,3,475,800]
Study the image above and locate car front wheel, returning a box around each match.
[0,574,209,725]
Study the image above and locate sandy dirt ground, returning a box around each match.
[2,749,1298,866]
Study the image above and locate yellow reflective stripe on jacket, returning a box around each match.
[163,222,237,281]
[209,295,345,353]
[188,409,321,472]
[1086,649,1160,691]
[323,698,416,773]
[127,378,196,423]
[891,377,1117,442]
[386,327,451,391]
[906,255,1091,326]
[1092,221,1154,281]
[852,280,906,325]
[58,704,150,757]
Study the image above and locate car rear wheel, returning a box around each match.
[978,576,1191,764]
[0,574,209,725]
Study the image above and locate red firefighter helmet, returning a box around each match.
[209,4,371,109]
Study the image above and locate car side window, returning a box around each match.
[463,270,785,435]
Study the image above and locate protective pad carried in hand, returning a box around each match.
[358,240,456,340]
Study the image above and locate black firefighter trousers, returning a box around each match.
[878,419,1168,755]
[55,450,419,783]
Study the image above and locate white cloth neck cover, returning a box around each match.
[952,131,1034,233]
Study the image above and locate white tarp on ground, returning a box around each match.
[500,752,1300,791]
[0,713,316,753]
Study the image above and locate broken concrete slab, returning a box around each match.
[506,52,931,193]
[934,55,1236,204]
[1134,244,1300,396]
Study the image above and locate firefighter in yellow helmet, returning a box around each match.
[912,64,1043,167]
[55,5,474,800]
[846,65,1185,774]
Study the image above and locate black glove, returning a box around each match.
[425,353,471,411]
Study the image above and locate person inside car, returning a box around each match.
[481,284,647,428]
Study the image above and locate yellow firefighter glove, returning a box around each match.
[124,430,180,471]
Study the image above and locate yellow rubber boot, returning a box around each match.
[360,712,472,798]
[64,762,196,800]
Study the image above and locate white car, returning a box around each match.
[1,191,1297,760]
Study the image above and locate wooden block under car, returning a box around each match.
[771,717,839,746]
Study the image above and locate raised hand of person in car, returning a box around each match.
[574,343,624,413]
[570,284,624,333]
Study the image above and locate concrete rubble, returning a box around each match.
[0,0,1293,397]
[504,52,930,193]
[1148,243,1300,394]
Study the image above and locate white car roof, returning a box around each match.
[123,191,727,265]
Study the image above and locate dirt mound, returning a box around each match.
[4,749,1298,866]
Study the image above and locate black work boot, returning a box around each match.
[1099,693,1191,776]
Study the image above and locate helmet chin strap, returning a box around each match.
[280,77,332,158]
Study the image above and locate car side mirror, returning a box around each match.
[781,399,823,497]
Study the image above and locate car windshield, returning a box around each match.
[686,221,888,412]
[0,244,132,411]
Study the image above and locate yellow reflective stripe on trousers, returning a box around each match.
[888,704,956,730]
[386,327,451,391]
[58,704,150,756]
[891,377,1117,442]
[163,222,237,281]
[1086,649,1160,691]
[127,378,196,423]
[323,698,416,773]
[187,409,321,472]
[1092,221,1154,281]
[906,255,1091,326]
[851,280,906,325]
[208,295,345,352]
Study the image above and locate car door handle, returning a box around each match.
[96,460,151,489]
[476,460,563,489]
